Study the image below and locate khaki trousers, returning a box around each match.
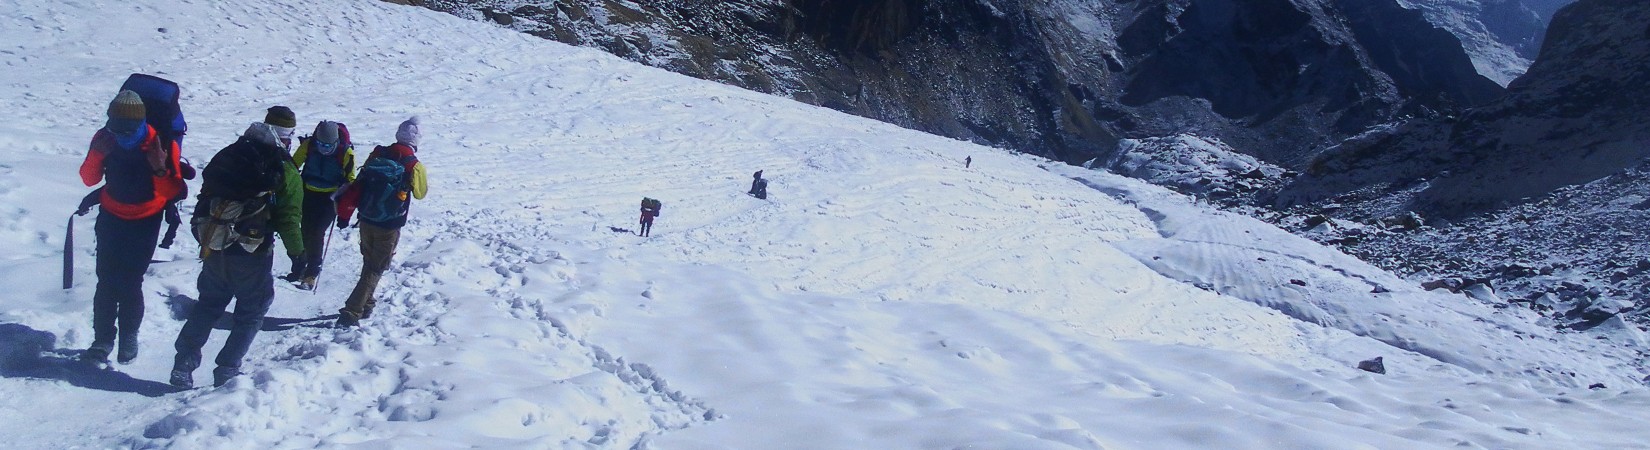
[340,222,399,321]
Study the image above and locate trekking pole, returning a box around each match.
[312,225,336,295]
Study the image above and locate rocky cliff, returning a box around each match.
[1278,0,1650,325]
[419,0,1501,169]
[1286,0,1650,218]
[1399,0,1575,85]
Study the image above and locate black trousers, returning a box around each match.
[91,210,163,348]
[174,249,274,379]
[296,190,337,278]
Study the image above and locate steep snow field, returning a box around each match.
[1,0,1646,448]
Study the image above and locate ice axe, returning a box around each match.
[62,215,74,289]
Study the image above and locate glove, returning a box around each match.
[178,160,197,180]
[75,193,99,216]
[158,227,177,249]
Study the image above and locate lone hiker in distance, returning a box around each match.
[639,197,661,237]
[748,170,768,199]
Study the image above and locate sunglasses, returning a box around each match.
[106,118,143,135]
[316,140,336,150]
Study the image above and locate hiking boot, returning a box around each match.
[334,315,360,328]
[116,338,139,365]
[298,276,317,291]
[279,272,302,283]
[169,368,193,389]
[81,344,112,364]
[360,305,374,320]
[212,366,240,387]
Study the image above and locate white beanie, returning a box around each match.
[395,116,421,147]
[243,122,280,148]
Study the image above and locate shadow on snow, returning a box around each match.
[0,323,177,397]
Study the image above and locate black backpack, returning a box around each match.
[642,197,662,217]
[196,137,285,255]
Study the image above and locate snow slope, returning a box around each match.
[0,0,1646,448]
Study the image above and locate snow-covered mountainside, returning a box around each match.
[1399,0,1576,85]
[2,0,1647,448]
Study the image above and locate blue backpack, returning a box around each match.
[119,73,186,149]
[356,151,411,225]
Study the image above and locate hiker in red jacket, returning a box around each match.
[77,90,186,365]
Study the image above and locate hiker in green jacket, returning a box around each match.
[171,106,304,389]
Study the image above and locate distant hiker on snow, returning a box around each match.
[332,116,428,328]
[281,120,356,290]
[171,107,305,389]
[639,197,662,237]
[76,89,187,365]
[965,156,971,168]
[749,170,768,199]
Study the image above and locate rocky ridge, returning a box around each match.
[416,0,1500,169]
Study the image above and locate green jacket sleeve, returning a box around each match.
[274,161,305,256]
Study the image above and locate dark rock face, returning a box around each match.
[1479,0,1549,57]
[1285,0,1650,218]
[1277,0,1650,325]
[1395,0,1575,86]
[418,0,1499,169]
[1338,0,1505,110]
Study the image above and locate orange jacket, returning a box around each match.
[79,125,185,220]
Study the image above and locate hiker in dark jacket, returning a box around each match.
[282,120,356,290]
[332,116,428,328]
[639,198,659,237]
[77,90,187,364]
[170,110,304,389]
[749,170,768,199]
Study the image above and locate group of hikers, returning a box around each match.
[75,74,427,388]
[76,72,802,389]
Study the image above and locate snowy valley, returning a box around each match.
[0,0,1647,449]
